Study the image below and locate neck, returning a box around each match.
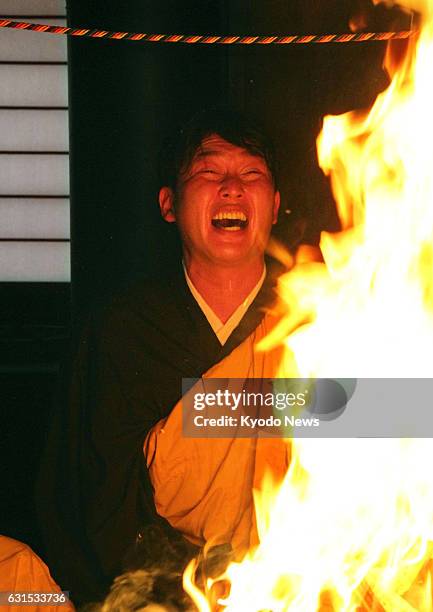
[184,257,265,323]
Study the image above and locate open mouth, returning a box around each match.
[211,211,248,231]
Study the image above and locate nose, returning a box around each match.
[220,175,244,199]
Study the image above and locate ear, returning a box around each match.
[272,191,281,224]
[158,187,176,223]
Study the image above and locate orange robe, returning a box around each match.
[0,536,75,612]
[145,312,292,556]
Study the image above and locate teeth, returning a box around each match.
[212,211,247,221]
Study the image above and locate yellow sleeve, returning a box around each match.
[0,536,75,612]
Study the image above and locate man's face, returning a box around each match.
[159,135,280,268]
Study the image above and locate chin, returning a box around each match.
[209,248,262,267]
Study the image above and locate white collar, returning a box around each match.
[183,263,266,345]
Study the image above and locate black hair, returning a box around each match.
[158,107,279,190]
[87,523,235,612]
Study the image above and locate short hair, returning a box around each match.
[158,107,278,190]
[87,524,234,612]
[97,568,192,612]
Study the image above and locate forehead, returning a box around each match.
[191,134,267,165]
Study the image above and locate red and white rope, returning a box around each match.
[0,19,416,45]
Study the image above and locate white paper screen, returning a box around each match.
[0,2,70,281]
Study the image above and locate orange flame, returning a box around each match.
[184,1,433,609]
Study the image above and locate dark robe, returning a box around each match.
[35,263,278,604]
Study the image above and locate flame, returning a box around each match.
[184,1,433,609]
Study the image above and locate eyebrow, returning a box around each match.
[193,149,265,161]
[193,150,225,159]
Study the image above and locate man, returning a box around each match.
[36,108,283,604]
[158,125,279,331]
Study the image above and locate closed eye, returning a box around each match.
[242,169,263,179]
[197,168,223,179]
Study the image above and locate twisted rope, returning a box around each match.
[0,20,416,45]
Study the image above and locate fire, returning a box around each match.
[184,0,433,609]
